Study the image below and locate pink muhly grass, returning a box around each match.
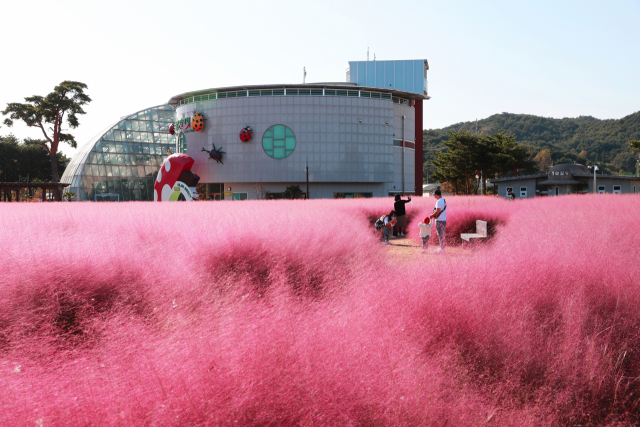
[0,195,639,426]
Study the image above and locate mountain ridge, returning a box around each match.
[424,111,640,173]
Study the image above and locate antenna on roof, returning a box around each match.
[374,53,376,61]
[367,46,369,61]
[303,66,306,84]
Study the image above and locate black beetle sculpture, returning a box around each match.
[202,144,225,164]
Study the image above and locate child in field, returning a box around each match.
[378,211,397,244]
[418,216,432,252]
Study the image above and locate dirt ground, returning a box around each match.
[382,234,473,263]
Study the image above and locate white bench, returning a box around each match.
[461,220,487,247]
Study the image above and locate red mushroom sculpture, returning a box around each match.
[154,153,200,201]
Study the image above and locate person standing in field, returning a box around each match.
[393,194,412,237]
[429,189,447,254]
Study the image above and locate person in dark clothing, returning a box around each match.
[393,194,412,236]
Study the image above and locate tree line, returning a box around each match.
[430,131,535,195]
[424,112,640,176]
[0,135,69,182]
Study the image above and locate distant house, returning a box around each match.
[490,164,640,198]
[422,183,441,196]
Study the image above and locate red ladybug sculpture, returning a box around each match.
[169,124,175,135]
[239,125,252,142]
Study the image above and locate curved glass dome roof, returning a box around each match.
[61,105,175,201]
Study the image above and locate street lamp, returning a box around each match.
[475,170,483,195]
[588,165,599,193]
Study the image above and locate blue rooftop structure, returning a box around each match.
[348,59,429,96]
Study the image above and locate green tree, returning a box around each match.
[0,134,69,182]
[431,131,482,195]
[630,140,640,152]
[431,131,535,195]
[283,185,304,199]
[2,81,91,197]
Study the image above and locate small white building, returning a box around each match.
[490,164,640,198]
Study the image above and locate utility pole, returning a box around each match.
[589,165,599,193]
[306,157,309,199]
[401,115,405,196]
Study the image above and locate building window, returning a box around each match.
[263,125,296,159]
[520,187,527,198]
[335,192,373,199]
[567,186,571,195]
[178,133,187,154]
[232,193,248,200]
[598,185,605,194]
[613,185,621,194]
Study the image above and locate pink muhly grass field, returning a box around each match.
[1,195,640,426]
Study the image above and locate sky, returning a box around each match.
[1,0,639,158]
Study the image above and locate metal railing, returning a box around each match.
[177,88,411,107]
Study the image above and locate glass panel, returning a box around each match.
[263,129,273,138]
[137,166,145,177]
[274,139,284,147]
[274,147,285,159]
[285,137,295,150]
[274,125,285,139]
[263,137,273,150]
[285,128,294,137]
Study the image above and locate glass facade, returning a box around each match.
[262,125,296,159]
[61,105,176,201]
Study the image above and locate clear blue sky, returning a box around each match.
[1,0,639,158]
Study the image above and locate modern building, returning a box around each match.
[491,163,640,198]
[61,59,429,201]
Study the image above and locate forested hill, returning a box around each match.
[424,111,640,173]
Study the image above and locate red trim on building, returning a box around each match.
[414,99,423,196]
